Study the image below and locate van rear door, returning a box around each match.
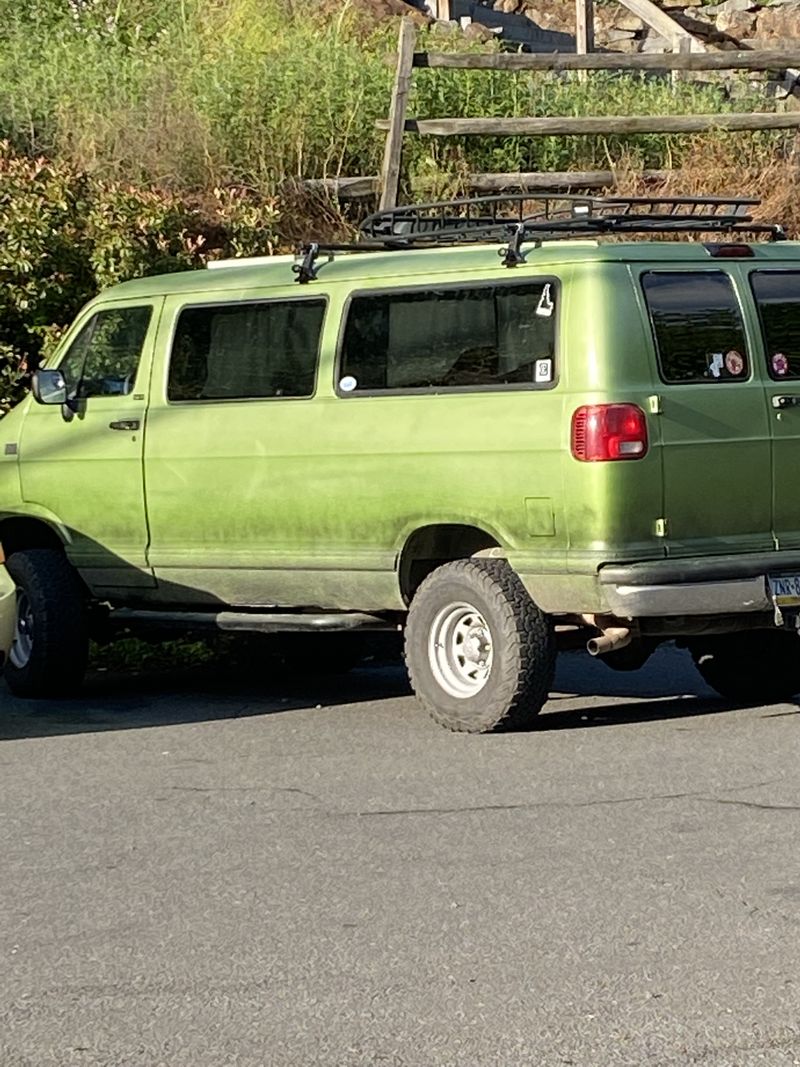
[749,269,800,550]
[639,269,773,558]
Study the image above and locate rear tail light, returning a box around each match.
[571,404,648,462]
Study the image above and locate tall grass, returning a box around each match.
[0,0,795,194]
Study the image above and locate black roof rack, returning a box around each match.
[293,193,787,282]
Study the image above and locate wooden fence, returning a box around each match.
[303,2,800,208]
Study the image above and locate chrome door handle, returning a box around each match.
[771,395,800,410]
[109,419,140,431]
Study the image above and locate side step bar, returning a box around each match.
[106,609,398,635]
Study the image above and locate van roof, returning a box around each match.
[96,239,800,303]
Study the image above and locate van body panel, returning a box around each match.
[143,277,568,608]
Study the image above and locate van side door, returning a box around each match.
[18,300,160,589]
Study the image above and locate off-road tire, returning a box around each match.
[404,558,555,733]
[689,629,800,704]
[4,548,89,698]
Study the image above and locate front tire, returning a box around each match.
[405,559,555,733]
[4,549,88,698]
[689,629,800,704]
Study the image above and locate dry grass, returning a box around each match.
[613,136,800,238]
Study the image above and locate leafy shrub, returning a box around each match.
[0,143,279,411]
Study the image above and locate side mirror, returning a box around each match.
[31,369,68,406]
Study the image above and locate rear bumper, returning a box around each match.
[597,550,800,618]
[602,576,770,617]
[512,549,800,619]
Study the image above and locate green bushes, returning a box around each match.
[0,144,279,411]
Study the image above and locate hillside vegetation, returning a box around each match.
[1,0,794,189]
[0,0,798,407]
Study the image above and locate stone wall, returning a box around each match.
[445,0,800,55]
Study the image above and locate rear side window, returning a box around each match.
[642,271,748,384]
[338,281,557,394]
[750,271,800,379]
[168,299,325,401]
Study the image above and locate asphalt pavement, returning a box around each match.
[2,644,799,1067]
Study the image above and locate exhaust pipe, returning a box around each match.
[587,626,631,657]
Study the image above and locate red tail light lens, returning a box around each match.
[571,404,648,462]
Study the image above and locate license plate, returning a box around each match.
[769,575,800,607]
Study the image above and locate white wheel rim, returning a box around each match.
[9,590,34,669]
[428,601,493,699]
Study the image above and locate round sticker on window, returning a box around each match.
[339,375,357,393]
[772,352,789,377]
[725,350,745,376]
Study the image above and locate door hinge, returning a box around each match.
[654,518,668,538]
[647,395,662,415]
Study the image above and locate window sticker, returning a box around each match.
[536,284,554,318]
[725,349,745,376]
[339,375,357,392]
[708,352,724,379]
[535,358,553,384]
[772,352,789,377]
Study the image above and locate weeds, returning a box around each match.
[0,0,794,194]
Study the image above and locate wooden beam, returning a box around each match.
[376,112,800,136]
[614,0,703,50]
[462,168,670,191]
[413,50,800,72]
[301,176,380,197]
[379,18,417,211]
[301,170,671,197]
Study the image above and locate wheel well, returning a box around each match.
[398,524,501,604]
[0,517,64,559]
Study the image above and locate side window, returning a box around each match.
[642,271,749,384]
[168,299,325,401]
[59,306,152,398]
[338,281,557,394]
[750,271,800,380]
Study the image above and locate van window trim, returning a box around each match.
[747,268,800,382]
[639,268,753,386]
[333,276,561,398]
[163,293,329,405]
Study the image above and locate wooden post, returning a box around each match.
[575,0,594,83]
[431,0,452,18]
[379,18,417,211]
[672,34,691,86]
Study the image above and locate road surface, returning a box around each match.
[2,644,799,1066]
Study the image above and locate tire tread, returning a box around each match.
[405,558,555,733]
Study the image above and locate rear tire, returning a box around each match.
[689,629,800,704]
[4,549,88,698]
[404,559,555,733]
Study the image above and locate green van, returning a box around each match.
[2,194,800,731]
